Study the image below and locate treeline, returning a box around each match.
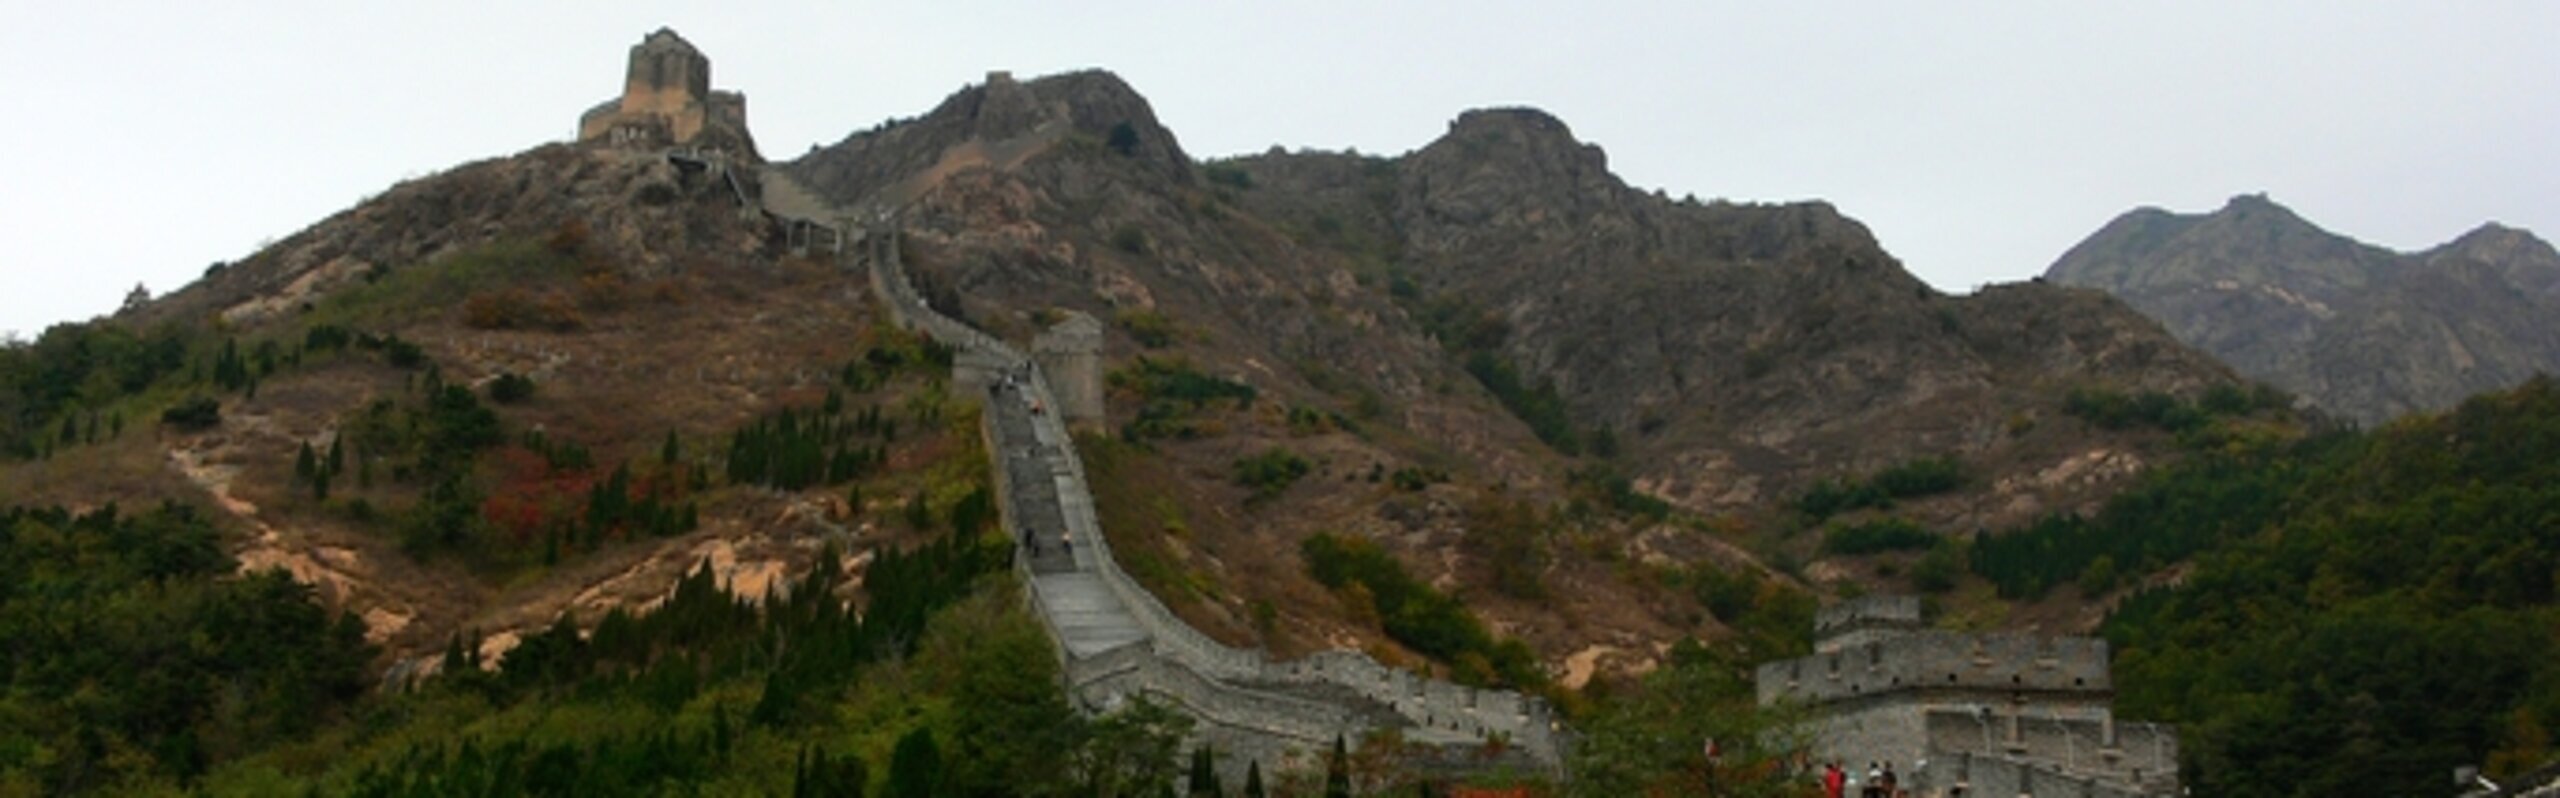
[1301,532,1543,688]
[1967,434,2334,599]
[1112,356,1256,442]
[725,394,897,491]
[0,503,375,791]
[2080,376,2560,795]
[333,522,1013,795]
[2060,382,2285,434]
[1794,455,1965,521]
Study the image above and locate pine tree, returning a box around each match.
[1324,735,1351,798]
[887,727,941,798]
[661,430,681,466]
[296,442,318,481]
[1189,745,1222,797]
[1243,761,1265,798]
[327,436,345,474]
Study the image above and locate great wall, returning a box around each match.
[745,173,1566,781]
[580,29,2204,793]
[1755,596,2181,797]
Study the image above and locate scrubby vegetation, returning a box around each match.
[2060,382,2286,434]
[1817,517,1936,556]
[1231,446,1312,500]
[1300,532,1543,688]
[1793,455,1965,520]
[1111,357,1256,442]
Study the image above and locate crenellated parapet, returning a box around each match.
[1756,596,2177,796]
[1757,630,2115,707]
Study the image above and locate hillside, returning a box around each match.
[2046,194,2560,425]
[2072,377,2560,796]
[0,54,2317,793]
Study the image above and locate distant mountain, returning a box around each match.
[2046,194,2560,425]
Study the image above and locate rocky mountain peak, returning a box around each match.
[785,68,1189,209]
[2047,196,2560,425]
[2434,222,2560,296]
[1395,107,1627,244]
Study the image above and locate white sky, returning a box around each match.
[4,2,2555,339]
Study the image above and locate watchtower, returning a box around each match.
[1033,312,1106,429]
[577,28,754,155]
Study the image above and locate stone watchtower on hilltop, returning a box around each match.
[1756,596,2181,797]
[577,28,755,156]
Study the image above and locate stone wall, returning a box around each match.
[847,211,1563,775]
[1908,751,2158,798]
[1815,595,1924,653]
[1757,631,2115,707]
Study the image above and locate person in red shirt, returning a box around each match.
[1823,761,1847,798]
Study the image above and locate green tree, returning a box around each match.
[888,727,942,798]
[1187,745,1222,797]
[1568,640,1809,798]
[1324,736,1351,798]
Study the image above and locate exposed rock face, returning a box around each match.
[1263,109,2236,516]
[785,85,2243,534]
[2046,195,2560,425]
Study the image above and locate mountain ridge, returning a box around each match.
[2046,194,2560,425]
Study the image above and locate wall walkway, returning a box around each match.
[758,167,1562,778]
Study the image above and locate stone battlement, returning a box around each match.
[1757,596,2176,796]
[1814,594,1924,652]
[1759,630,2114,707]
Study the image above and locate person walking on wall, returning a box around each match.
[1823,761,1846,798]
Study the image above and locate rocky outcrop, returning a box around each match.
[1244,108,2240,516]
[2046,195,2560,425]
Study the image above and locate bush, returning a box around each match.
[161,396,221,430]
[1106,122,1141,156]
[1232,447,1311,499]
[463,288,583,332]
[1204,164,1253,190]
[1111,225,1149,255]
[1796,455,1968,520]
[1300,533,1542,688]
[1819,518,1936,556]
[1114,310,1178,349]
[487,372,536,404]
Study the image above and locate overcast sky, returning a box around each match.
[4,2,2555,339]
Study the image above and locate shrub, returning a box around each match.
[1106,122,1141,156]
[1820,518,1936,556]
[161,396,221,430]
[1205,164,1253,190]
[463,287,583,332]
[487,372,536,404]
[1112,225,1149,255]
[1114,309,1178,349]
[1232,447,1311,499]
[1300,533,1542,688]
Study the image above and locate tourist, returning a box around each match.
[1865,762,1883,798]
[1879,761,1897,797]
[1823,761,1847,798]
